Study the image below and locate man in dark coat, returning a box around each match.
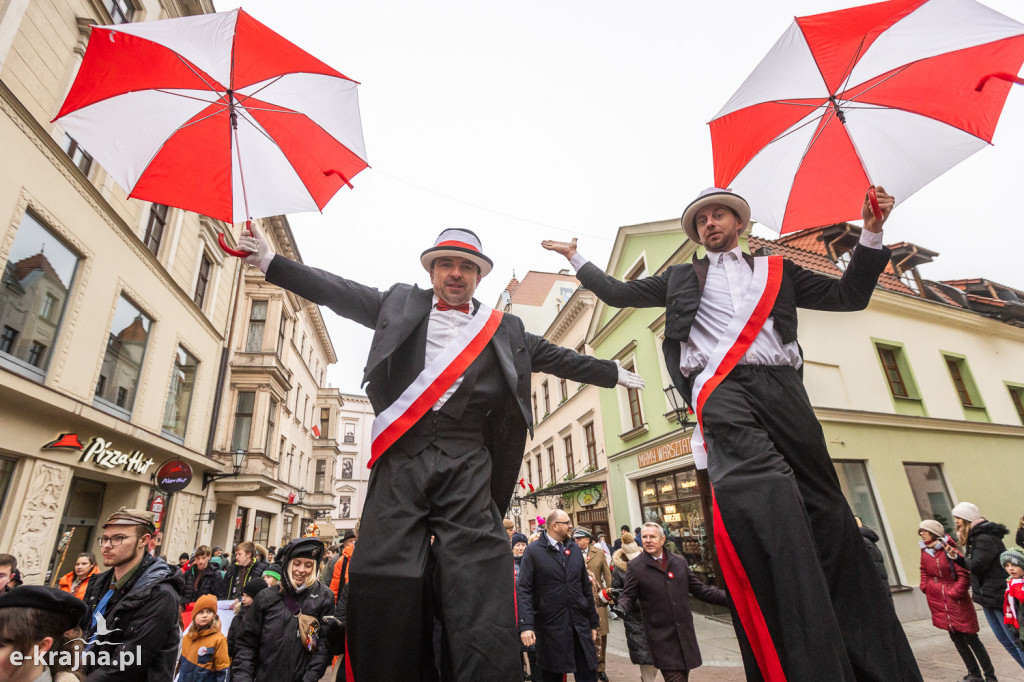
[82,507,183,681]
[614,523,727,682]
[543,187,921,682]
[232,538,335,682]
[239,226,642,681]
[517,509,600,682]
[220,541,268,601]
[180,545,223,606]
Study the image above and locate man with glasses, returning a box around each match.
[516,510,600,682]
[82,507,183,680]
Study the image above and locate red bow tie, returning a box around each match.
[436,300,470,313]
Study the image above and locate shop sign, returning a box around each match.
[44,433,155,475]
[637,436,692,469]
[148,491,166,531]
[155,459,193,493]
[575,486,603,508]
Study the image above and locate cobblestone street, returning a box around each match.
[598,613,1023,681]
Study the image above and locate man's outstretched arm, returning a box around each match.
[542,238,669,309]
[238,224,386,330]
[525,331,643,390]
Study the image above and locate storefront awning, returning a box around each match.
[519,473,605,503]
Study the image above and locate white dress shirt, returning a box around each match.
[426,294,473,410]
[569,230,884,376]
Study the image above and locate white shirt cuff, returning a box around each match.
[259,251,275,273]
[859,229,884,250]
[569,252,589,272]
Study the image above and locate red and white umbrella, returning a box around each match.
[710,0,1024,234]
[54,8,368,249]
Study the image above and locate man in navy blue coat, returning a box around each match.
[517,509,599,682]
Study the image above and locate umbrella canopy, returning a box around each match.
[54,8,368,225]
[710,0,1024,234]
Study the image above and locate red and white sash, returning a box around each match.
[368,303,504,467]
[690,255,783,469]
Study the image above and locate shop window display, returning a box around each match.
[637,468,716,586]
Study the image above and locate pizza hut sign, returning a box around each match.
[79,437,155,475]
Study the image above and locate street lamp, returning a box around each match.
[282,487,306,513]
[663,385,693,427]
[202,448,247,489]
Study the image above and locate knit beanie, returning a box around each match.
[263,563,282,581]
[194,593,218,615]
[918,519,945,538]
[510,533,528,547]
[619,532,642,561]
[243,577,268,599]
[951,502,982,523]
[1001,548,1024,570]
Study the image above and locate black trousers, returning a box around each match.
[538,634,597,682]
[949,629,995,677]
[701,366,921,681]
[346,443,520,682]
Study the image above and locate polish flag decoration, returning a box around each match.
[312,424,321,438]
[287,491,296,504]
[517,478,535,493]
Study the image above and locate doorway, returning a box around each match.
[46,477,106,585]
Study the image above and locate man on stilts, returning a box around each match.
[239,227,645,681]
[543,187,922,681]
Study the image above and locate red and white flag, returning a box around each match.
[312,424,321,438]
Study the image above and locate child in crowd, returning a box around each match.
[262,563,282,588]
[178,594,230,681]
[1002,548,1024,650]
[228,577,268,660]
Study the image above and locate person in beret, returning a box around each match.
[81,506,183,680]
[0,585,87,681]
[231,538,335,682]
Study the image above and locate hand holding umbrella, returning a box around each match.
[862,185,893,232]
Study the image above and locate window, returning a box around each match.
[625,361,643,428]
[547,446,556,482]
[542,381,550,415]
[877,347,907,397]
[904,464,955,533]
[194,254,211,308]
[584,423,598,469]
[942,354,987,421]
[246,301,267,352]
[339,496,352,518]
[95,296,151,414]
[319,408,330,439]
[277,314,287,355]
[162,346,198,439]
[341,458,353,480]
[26,341,47,367]
[563,436,574,478]
[62,134,93,175]
[636,468,715,583]
[230,392,256,451]
[535,454,543,488]
[624,258,647,281]
[873,341,924,417]
[144,204,168,256]
[303,396,309,429]
[532,393,539,424]
[1,327,19,353]
[559,378,567,404]
[835,461,898,586]
[265,399,277,454]
[1009,385,1024,426]
[0,212,80,377]
[526,460,532,487]
[0,456,15,517]
[278,436,286,463]
[253,511,272,547]
[314,460,327,492]
[343,423,355,444]
[945,357,972,405]
[104,0,133,23]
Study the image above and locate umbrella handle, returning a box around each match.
[218,232,250,258]
[867,187,883,221]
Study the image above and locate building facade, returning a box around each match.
[587,218,1024,619]
[0,0,244,582]
[332,392,373,536]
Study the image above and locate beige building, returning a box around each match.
[332,392,374,536]
[0,0,247,581]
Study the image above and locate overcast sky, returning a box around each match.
[213,0,1024,394]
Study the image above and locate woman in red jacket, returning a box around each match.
[919,519,995,682]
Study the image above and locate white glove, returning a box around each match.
[614,360,645,389]
[237,222,275,273]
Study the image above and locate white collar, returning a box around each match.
[711,245,745,265]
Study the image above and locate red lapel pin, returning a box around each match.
[667,571,674,579]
